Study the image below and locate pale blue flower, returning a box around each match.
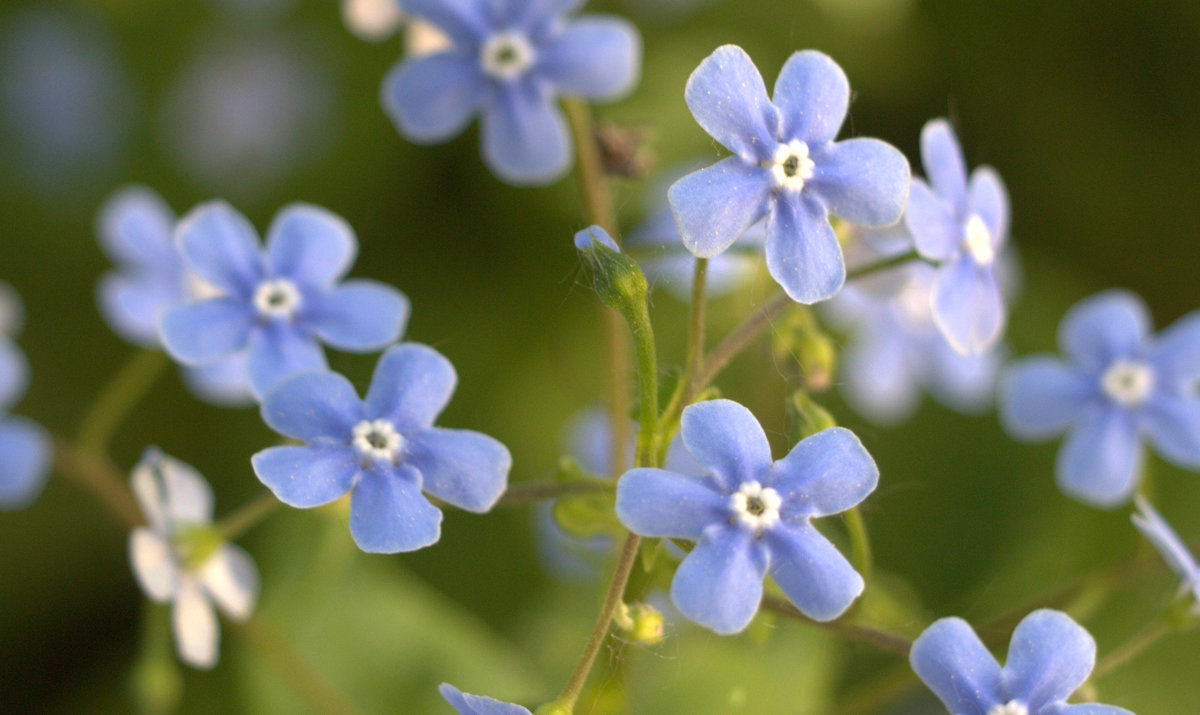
[1000,291,1200,507]
[1132,495,1200,613]
[0,285,50,510]
[669,46,909,304]
[910,609,1132,715]
[439,683,530,715]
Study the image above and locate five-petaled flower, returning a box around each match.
[668,46,910,304]
[128,448,259,669]
[439,683,530,715]
[0,282,50,510]
[999,290,1200,507]
[905,118,1010,355]
[1132,495,1200,614]
[252,343,512,553]
[159,201,409,399]
[615,399,878,634]
[910,609,1132,715]
[382,0,641,185]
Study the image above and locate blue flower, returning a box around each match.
[382,0,641,185]
[0,284,50,510]
[1132,495,1200,613]
[910,609,1132,715]
[615,399,877,634]
[128,448,259,669]
[439,683,530,715]
[905,119,1010,354]
[251,343,512,553]
[999,291,1200,507]
[97,186,255,406]
[160,202,410,399]
[668,46,909,304]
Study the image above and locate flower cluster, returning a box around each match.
[0,283,49,509]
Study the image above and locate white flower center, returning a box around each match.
[987,701,1028,715]
[964,214,995,265]
[769,140,815,192]
[729,481,782,532]
[480,32,535,80]
[353,419,403,462]
[253,279,302,319]
[1102,360,1155,407]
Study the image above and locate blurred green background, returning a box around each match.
[1,0,1199,712]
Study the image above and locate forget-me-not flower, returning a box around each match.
[616,399,877,634]
[160,201,409,399]
[97,186,254,406]
[252,343,512,553]
[0,286,50,510]
[999,291,1200,507]
[910,609,1132,715]
[1132,495,1200,613]
[439,683,530,715]
[128,449,259,669]
[382,0,641,185]
[905,119,1010,354]
[668,46,909,304]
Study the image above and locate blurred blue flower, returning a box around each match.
[160,202,409,398]
[669,46,909,304]
[616,399,877,634]
[128,448,259,669]
[910,609,1132,715]
[382,0,641,185]
[905,119,1010,355]
[0,284,51,510]
[97,186,254,406]
[1132,495,1200,613]
[252,344,512,553]
[999,291,1200,508]
[439,683,530,715]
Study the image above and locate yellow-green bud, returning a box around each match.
[614,601,664,646]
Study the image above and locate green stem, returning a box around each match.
[495,479,614,507]
[1091,616,1176,679]
[231,617,363,715]
[218,492,281,541]
[52,437,142,528]
[845,250,926,283]
[659,259,708,448]
[759,596,912,656]
[78,349,168,454]
[844,506,873,584]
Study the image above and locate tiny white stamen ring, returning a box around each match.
[480,32,535,81]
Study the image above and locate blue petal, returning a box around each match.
[841,319,920,425]
[770,427,877,518]
[0,336,29,412]
[680,399,772,490]
[181,355,254,407]
[1056,404,1142,508]
[999,358,1093,439]
[246,323,329,398]
[252,445,360,508]
[968,168,1009,245]
[538,18,640,100]
[1000,609,1095,711]
[98,273,181,347]
[438,683,532,715]
[683,45,779,161]
[932,256,1004,355]
[405,427,511,512]
[905,179,962,261]
[1043,705,1134,715]
[1131,495,1200,585]
[662,431,710,478]
[1057,291,1150,373]
[772,50,848,147]
[349,465,442,553]
[1149,310,1200,386]
[177,202,265,298]
[926,335,1003,414]
[504,0,585,33]
[265,204,357,288]
[764,194,844,304]
[909,617,1003,715]
[766,524,863,621]
[668,157,771,259]
[160,298,255,365]
[97,186,179,271]
[1141,393,1200,468]
[402,0,490,45]
[670,525,768,634]
[0,416,51,510]
[809,138,910,226]
[381,51,486,143]
[615,468,725,540]
[365,343,457,432]
[573,226,620,252]
[260,371,362,442]
[919,119,969,212]
[480,80,571,185]
[306,280,409,352]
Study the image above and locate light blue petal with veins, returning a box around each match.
[349,465,442,553]
[405,427,511,512]
[265,204,357,288]
[671,525,768,634]
[1056,404,1142,508]
[909,617,1003,715]
[764,193,844,304]
[767,524,863,621]
[260,371,362,442]
[669,157,771,259]
[246,322,328,398]
[905,179,962,261]
[381,51,486,143]
[770,427,877,518]
[538,18,640,100]
[683,45,780,160]
[252,445,359,508]
[365,343,457,432]
[772,50,849,147]
[919,119,969,213]
[160,298,255,365]
[1001,609,1095,711]
[615,468,725,540]
[306,280,409,352]
[1057,290,1150,373]
[680,399,772,490]
[177,202,264,298]
[999,358,1094,439]
[481,80,571,185]
[809,137,910,227]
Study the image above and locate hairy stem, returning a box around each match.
[844,506,874,584]
[78,349,168,454]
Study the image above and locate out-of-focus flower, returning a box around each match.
[439,683,531,715]
[1132,496,1200,614]
[342,0,405,42]
[0,284,51,510]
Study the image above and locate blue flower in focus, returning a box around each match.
[382,0,641,185]
[160,202,409,399]
[439,683,530,715]
[97,186,254,406]
[252,343,512,553]
[616,399,877,634]
[0,284,51,509]
[905,119,1010,354]
[669,46,909,304]
[910,609,1132,715]
[1132,495,1200,613]
[999,291,1200,507]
